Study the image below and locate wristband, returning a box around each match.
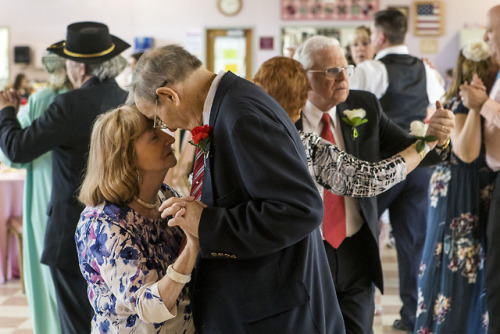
[166,264,191,284]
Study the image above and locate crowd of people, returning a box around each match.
[0,4,499,334]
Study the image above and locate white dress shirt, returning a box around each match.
[202,70,226,126]
[350,45,445,106]
[302,100,364,237]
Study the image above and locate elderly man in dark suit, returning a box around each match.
[0,22,129,333]
[295,35,453,334]
[130,45,345,333]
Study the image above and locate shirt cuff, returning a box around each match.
[137,282,176,323]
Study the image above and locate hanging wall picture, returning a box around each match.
[281,0,379,21]
[413,1,444,36]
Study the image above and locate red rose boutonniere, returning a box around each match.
[189,125,212,154]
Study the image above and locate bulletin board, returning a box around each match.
[281,0,379,21]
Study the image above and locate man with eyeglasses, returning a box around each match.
[295,35,452,334]
[348,9,446,333]
[130,45,346,333]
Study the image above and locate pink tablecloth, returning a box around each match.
[0,169,25,284]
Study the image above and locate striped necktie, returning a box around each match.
[190,148,204,200]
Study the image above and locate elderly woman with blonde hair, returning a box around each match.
[76,105,197,334]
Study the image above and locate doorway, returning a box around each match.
[206,28,253,80]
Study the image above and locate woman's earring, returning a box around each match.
[136,169,142,183]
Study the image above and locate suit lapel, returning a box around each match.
[336,103,359,157]
[201,72,237,206]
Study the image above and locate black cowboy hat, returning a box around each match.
[47,21,130,64]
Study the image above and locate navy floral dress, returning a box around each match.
[415,98,495,334]
[75,185,194,334]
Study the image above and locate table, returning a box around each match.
[0,168,25,284]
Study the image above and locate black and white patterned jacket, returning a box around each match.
[300,131,407,198]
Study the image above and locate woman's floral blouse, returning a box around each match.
[300,131,407,197]
[75,185,194,334]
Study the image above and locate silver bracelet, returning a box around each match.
[166,264,191,284]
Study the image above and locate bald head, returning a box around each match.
[489,4,500,16]
[486,5,500,61]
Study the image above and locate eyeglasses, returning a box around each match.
[154,80,169,129]
[307,65,355,80]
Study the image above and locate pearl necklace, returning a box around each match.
[134,196,160,209]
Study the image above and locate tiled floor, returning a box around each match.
[373,247,406,334]
[0,247,404,334]
[0,279,32,334]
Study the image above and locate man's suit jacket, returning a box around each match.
[0,77,127,272]
[193,72,345,333]
[297,89,423,291]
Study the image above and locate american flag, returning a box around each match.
[416,3,442,35]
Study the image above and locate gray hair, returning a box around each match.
[41,52,71,92]
[127,45,202,105]
[296,36,342,70]
[87,55,127,81]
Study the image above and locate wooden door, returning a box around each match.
[206,28,252,80]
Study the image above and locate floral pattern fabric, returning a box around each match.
[75,185,194,334]
[415,98,495,334]
[300,131,407,197]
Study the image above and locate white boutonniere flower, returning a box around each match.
[410,120,437,153]
[342,108,368,140]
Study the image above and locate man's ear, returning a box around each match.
[378,30,392,48]
[156,86,180,106]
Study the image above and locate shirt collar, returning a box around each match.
[304,100,338,129]
[374,45,409,60]
[202,70,226,125]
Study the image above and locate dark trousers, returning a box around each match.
[324,223,374,334]
[50,266,93,334]
[377,167,432,329]
[486,172,500,334]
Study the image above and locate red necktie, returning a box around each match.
[320,113,346,248]
[190,148,204,200]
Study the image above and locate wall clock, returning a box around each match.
[217,0,243,16]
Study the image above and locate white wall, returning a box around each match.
[0,0,498,84]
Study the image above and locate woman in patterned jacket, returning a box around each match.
[253,56,436,197]
[76,105,197,333]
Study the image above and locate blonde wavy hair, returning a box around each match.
[79,105,153,206]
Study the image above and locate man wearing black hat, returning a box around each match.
[0,22,130,333]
